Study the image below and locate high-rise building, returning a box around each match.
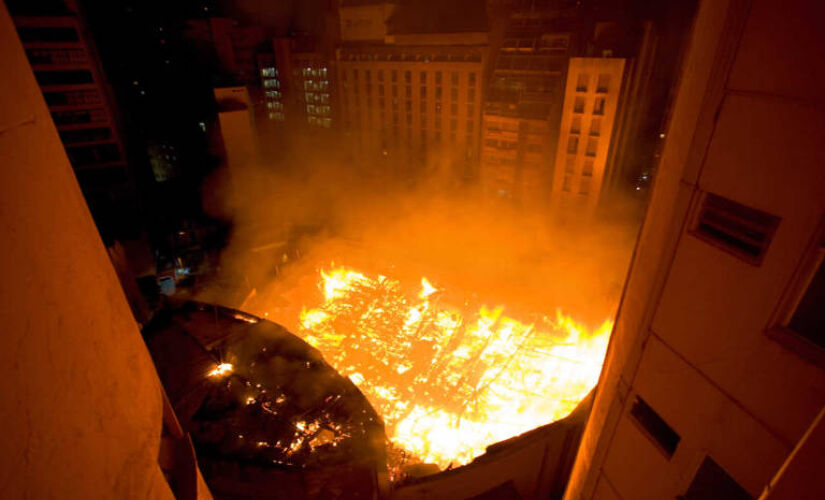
[564,0,825,498]
[10,0,141,242]
[480,9,581,203]
[549,57,624,215]
[275,37,335,130]
[336,0,488,178]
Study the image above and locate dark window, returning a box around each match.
[597,74,610,93]
[694,193,780,264]
[593,97,605,115]
[574,97,585,114]
[435,71,442,85]
[567,136,578,154]
[469,73,476,86]
[52,108,107,125]
[630,396,680,457]
[66,143,121,166]
[576,73,588,92]
[58,127,112,144]
[570,117,581,134]
[582,160,594,177]
[404,70,411,84]
[44,89,100,106]
[18,26,78,42]
[590,118,601,136]
[680,457,753,500]
[586,138,598,157]
[788,253,825,349]
[35,70,94,86]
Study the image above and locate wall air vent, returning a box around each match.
[693,193,780,265]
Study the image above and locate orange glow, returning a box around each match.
[292,266,611,470]
[207,362,234,378]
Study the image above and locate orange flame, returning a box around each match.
[296,266,611,469]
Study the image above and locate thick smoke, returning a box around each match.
[198,125,643,331]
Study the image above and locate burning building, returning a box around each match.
[3,0,825,499]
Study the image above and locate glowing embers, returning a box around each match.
[296,266,612,470]
[207,362,234,378]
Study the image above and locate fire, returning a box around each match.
[294,266,611,470]
[207,362,234,378]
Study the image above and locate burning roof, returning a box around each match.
[143,302,387,499]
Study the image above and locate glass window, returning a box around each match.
[597,74,610,93]
[435,71,442,85]
[593,97,605,115]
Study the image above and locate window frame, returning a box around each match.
[766,217,825,368]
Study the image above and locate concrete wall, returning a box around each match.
[563,0,825,498]
[0,3,199,497]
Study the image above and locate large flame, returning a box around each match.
[295,266,611,470]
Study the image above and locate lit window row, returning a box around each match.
[261,67,278,78]
[307,116,332,128]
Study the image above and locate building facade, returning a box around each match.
[337,45,485,177]
[335,0,488,179]
[480,10,580,203]
[564,0,825,498]
[11,0,142,242]
[550,57,624,216]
